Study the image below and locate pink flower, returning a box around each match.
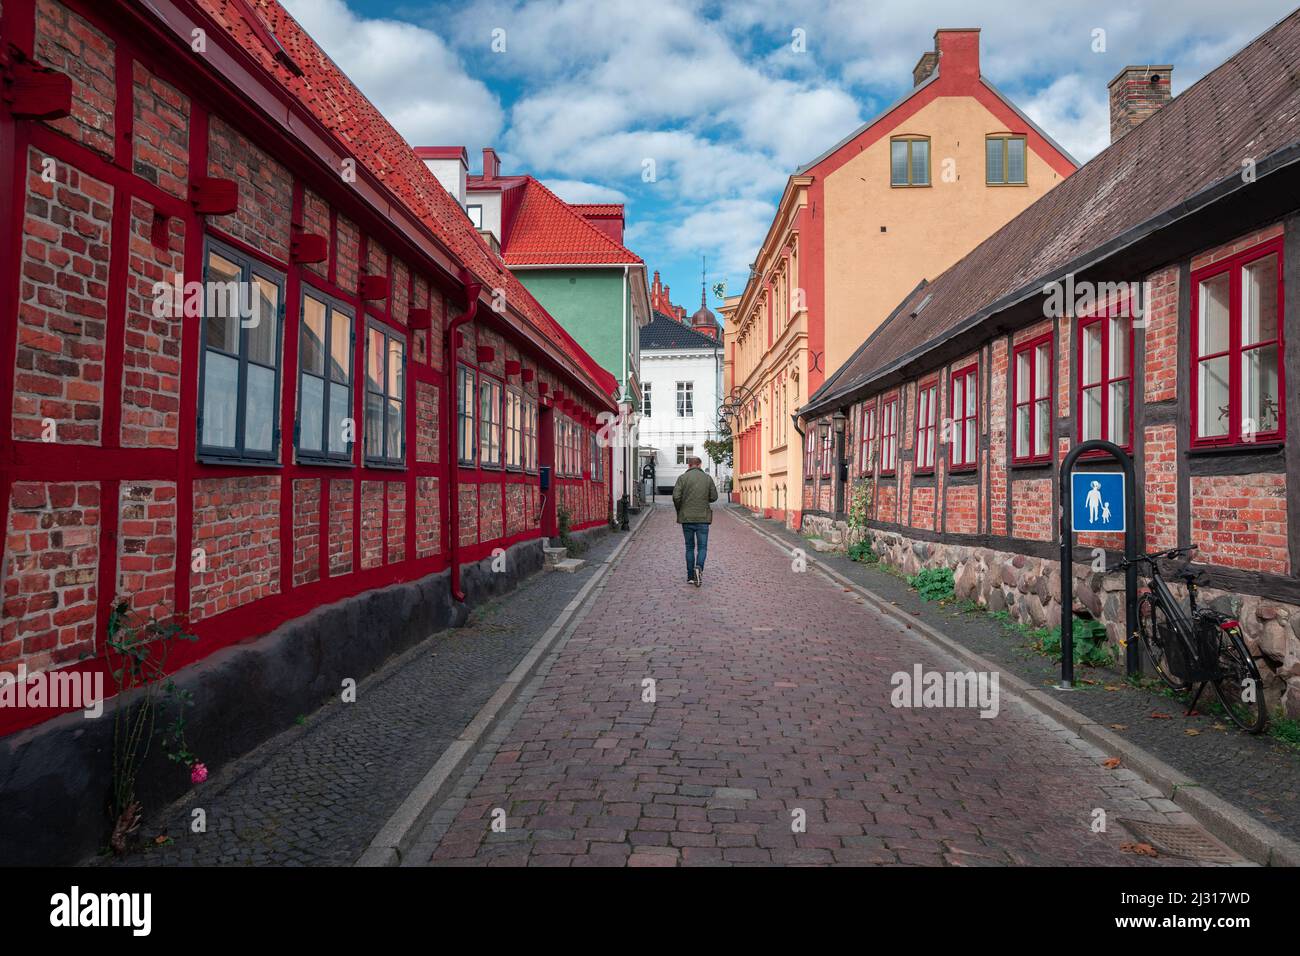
[190,762,208,784]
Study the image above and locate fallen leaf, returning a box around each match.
[1148,711,1172,720]
[1212,723,1229,731]
[1109,724,1127,731]
[154,835,169,845]
[1121,842,1159,857]
[1185,729,1201,736]
[1184,709,1202,717]
[1102,757,1122,769]
[1104,685,1123,692]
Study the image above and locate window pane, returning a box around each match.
[330,313,351,383]
[1198,355,1230,437]
[1242,253,1278,346]
[387,398,403,459]
[1081,386,1102,441]
[1006,138,1026,183]
[1015,352,1030,401]
[890,140,908,185]
[202,351,238,448]
[300,374,324,452]
[1082,324,1102,386]
[328,386,350,453]
[244,363,275,452]
[205,253,241,354]
[1199,273,1230,355]
[986,138,1003,183]
[1034,343,1051,398]
[1034,399,1051,456]
[1108,317,1129,378]
[248,276,278,367]
[365,392,384,457]
[300,296,326,376]
[387,338,404,399]
[1242,343,1280,434]
[910,140,929,185]
[367,329,384,392]
[952,379,963,431]
[964,419,976,463]
[966,376,976,415]
[1015,405,1030,458]
[1108,380,1130,446]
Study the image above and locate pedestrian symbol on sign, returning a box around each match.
[1070,472,1125,533]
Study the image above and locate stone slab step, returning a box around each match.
[548,558,585,573]
[543,545,568,567]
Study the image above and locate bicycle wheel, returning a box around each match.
[1138,593,1189,691]
[1211,623,1268,734]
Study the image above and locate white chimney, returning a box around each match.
[416,146,468,208]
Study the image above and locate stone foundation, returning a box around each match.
[800,516,1300,719]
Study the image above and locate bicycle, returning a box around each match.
[1118,545,1268,734]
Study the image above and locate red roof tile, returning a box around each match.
[193,0,617,400]
[487,178,641,267]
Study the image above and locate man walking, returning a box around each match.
[672,456,717,587]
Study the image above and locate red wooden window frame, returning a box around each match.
[804,426,816,478]
[1012,333,1053,464]
[858,401,876,472]
[949,363,978,470]
[1190,236,1286,447]
[879,396,898,475]
[1076,306,1135,452]
[914,379,939,473]
[819,422,833,477]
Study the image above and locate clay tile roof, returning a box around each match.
[569,203,624,216]
[194,0,617,401]
[806,10,1300,415]
[498,179,641,267]
[641,312,722,351]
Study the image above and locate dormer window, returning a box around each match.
[890,136,930,187]
[467,204,483,229]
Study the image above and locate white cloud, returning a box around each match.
[1019,74,1110,162]
[543,179,629,204]
[280,0,504,150]
[665,199,777,277]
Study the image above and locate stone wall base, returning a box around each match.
[799,517,1300,721]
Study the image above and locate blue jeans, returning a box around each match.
[682,523,710,580]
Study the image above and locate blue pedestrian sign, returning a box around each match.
[1071,472,1125,532]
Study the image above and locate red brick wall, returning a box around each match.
[458,485,478,547]
[415,477,440,558]
[945,484,978,534]
[336,215,360,292]
[360,481,383,570]
[117,482,177,617]
[1011,477,1052,541]
[207,115,292,263]
[911,486,935,531]
[292,479,320,587]
[988,338,1008,535]
[300,188,330,280]
[505,483,527,537]
[34,0,115,158]
[392,258,410,323]
[1142,267,1179,403]
[15,148,112,445]
[121,198,184,448]
[480,484,503,541]
[1191,474,1289,575]
[415,381,438,463]
[189,477,280,622]
[386,483,406,564]
[131,62,189,199]
[329,479,353,577]
[2,481,100,672]
[1143,425,1178,550]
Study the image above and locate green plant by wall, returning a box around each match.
[106,599,201,855]
[848,540,878,563]
[907,567,955,602]
[557,506,586,555]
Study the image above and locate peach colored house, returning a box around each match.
[724,28,1078,525]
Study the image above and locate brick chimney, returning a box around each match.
[1108,66,1173,142]
[913,29,980,87]
[482,146,500,179]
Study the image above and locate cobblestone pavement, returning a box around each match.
[735,508,1300,846]
[410,504,1240,867]
[95,528,628,866]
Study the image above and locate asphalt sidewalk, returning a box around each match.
[731,506,1300,864]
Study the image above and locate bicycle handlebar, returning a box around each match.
[1114,545,1199,570]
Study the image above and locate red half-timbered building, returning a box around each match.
[0,0,615,862]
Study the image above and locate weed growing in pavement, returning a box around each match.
[907,567,955,602]
[1270,717,1300,750]
[848,539,878,563]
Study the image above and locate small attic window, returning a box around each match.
[910,294,932,318]
[231,0,304,76]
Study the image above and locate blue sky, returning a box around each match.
[283,0,1295,316]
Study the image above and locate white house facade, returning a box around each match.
[638,311,729,495]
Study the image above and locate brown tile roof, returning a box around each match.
[806,10,1300,414]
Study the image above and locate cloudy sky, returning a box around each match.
[282,0,1294,314]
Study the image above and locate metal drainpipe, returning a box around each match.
[445,270,481,602]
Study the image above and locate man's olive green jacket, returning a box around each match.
[672,467,718,524]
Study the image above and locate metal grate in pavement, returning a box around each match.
[1116,820,1240,864]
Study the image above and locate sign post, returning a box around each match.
[1058,440,1139,689]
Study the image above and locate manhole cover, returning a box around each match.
[1117,819,1239,863]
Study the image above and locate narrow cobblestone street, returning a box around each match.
[408,505,1239,867]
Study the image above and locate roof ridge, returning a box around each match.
[513,177,642,264]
